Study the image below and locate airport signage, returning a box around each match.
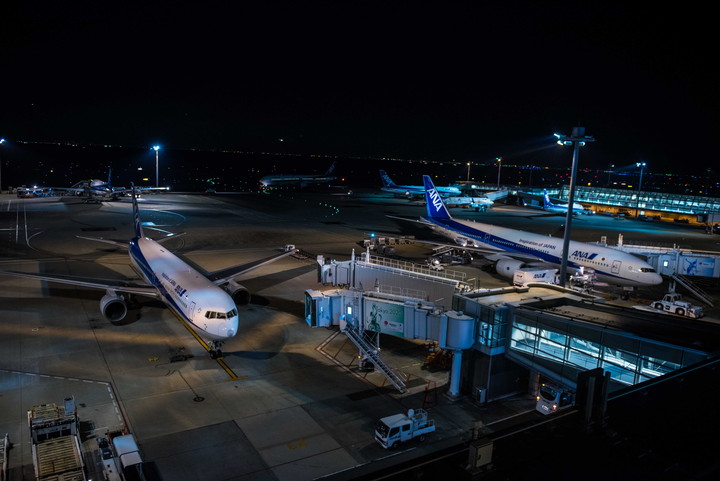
[364,299,405,337]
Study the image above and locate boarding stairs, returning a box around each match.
[342,322,407,393]
[670,274,715,307]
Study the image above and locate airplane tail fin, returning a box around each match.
[325,161,336,176]
[107,167,112,186]
[131,183,143,238]
[379,170,395,188]
[542,189,553,207]
[423,175,452,220]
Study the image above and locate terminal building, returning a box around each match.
[305,251,720,403]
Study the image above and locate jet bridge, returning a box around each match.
[307,251,720,400]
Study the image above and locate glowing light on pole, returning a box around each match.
[0,138,5,194]
[635,161,646,217]
[152,145,160,187]
[554,127,595,287]
[496,157,502,190]
[466,162,471,182]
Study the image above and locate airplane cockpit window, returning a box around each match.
[205,311,216,319]
[227,309,238,318]
[217,312,227,319]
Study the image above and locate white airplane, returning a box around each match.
[259,162,337,188]
[53,169,168,201]
[0,185,295,358]
[442,195,494,211]
[380,170,461,198]
[401,176,662,287]
[542,189,585,214]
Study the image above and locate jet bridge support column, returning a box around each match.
[448,349,463,399]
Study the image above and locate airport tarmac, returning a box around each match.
[1,190,719,480]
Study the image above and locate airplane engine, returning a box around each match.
[100,290,128,324]
[225,280,251,305]
[495,259,526,278]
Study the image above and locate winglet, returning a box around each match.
[423,175,452,220]
[131,183,143,238]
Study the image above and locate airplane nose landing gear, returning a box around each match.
[209,341,224,359]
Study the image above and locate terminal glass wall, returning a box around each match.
[509,311,707,387]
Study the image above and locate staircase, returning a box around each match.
[670,274,715,307]
[342,323,407,393]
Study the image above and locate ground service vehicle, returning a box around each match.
[651,293,704,318]
[375,409,435,449]
[535,383,575,415]
[513,268,558,287]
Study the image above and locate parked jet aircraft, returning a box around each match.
[442,195,494,211]
[53,169,168,201]
[0,185,295,358]
[379,170,461,198]
[542,189,585,214]
[394,176,662,287]
[259,162,337,188]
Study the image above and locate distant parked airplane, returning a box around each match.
[51,169,168,201]
[260,162,337,188]
[542,189,585,214]
[379,170,461,198]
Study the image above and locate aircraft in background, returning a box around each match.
[379,170,461,198]
[442,195,494,211]
[52,169,168,201]
[542,189,585,214]
[259,162,337,188]
[390,176,662,287]
[0,185,295,358]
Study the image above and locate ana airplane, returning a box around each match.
[259,162,337,188]
[542,189,585,214]
[379,170,461,198]
[0,185,295,358]
[399,176,662,287]
[53,169,168,201]
[442,195,494,211]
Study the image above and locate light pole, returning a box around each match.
[152,145,160,187]
[0,138,5,194]
[496,157,502,190]
[607,164,614,187]
[635,161,646,217]
[554,127,596,287]
[466,162,471,182]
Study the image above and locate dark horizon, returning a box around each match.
[2,3,717,175]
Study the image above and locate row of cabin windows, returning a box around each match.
[205,308,238,319]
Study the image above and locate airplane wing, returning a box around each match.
[385,215,544,262]
[208,248,297,285]
[0,270,159,297]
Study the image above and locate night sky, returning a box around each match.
[2,2,717,173]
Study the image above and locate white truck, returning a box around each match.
[513,268,558,287]
[650,293,704,318]
[375,409,435,449]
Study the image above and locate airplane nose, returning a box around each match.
[226,318,238,338]
[650,273,663,285]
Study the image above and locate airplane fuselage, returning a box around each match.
[421,216,663,287]
[129,237,238,341]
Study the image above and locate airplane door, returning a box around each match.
[611,260,621,274]
[188,301,196,320]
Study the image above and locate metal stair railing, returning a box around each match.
[670,273,715,307]
[342,324,407,393]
